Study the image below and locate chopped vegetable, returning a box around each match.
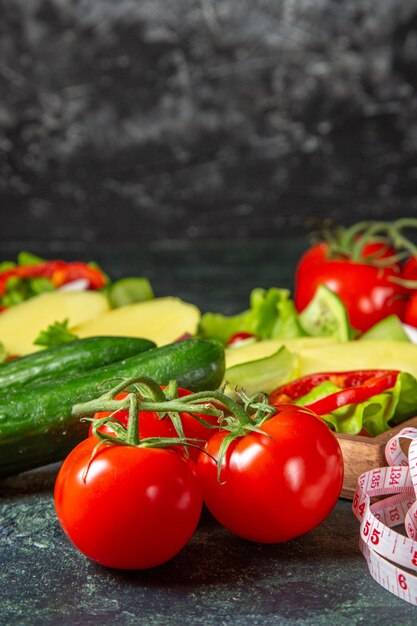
[298,284,353,340]
[74,297,201,347]
[0,290,110,355]
[227,332,257,347]
[269,369,417,436]
[0,256,108,310]
[224,346,299,396]
[108,277,154,307]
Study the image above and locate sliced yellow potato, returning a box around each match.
[225,336,337,369]
[74,297,200,346]
[299,340,417,379]
[0,291,109,355]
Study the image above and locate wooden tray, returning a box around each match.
[336,415,417,499]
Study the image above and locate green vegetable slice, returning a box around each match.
[360,315,410,342]
[224,346,299,396]
[108,277,154,308]
[298,285,353,341]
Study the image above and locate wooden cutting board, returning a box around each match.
[336,416,417,499]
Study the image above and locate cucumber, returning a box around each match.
[109,277,154,307]
[0,336,155,390]
[299,285,352,341]
[224,346,299,396]
[0,338,225,478]
[360,315,410,342]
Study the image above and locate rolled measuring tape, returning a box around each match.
[352,427,417,605]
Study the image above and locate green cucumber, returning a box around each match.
[0,338,225,478]
[109,277,154,307]
[360,315,410,342]
[299,285,352,341]
[0,336,155,390]
[224,346,299,396]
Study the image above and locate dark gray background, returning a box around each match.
[1,0,417,249]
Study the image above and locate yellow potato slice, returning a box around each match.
[225,336,337,369]
[74,297,200,346]
[0,291,109,355]
[299,340,417,378]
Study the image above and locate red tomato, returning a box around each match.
[91,389,220,462]
[404,293,417,328]
[294,242,407,332]
[402,256,417,282]
[196,404,343,543]
[54,437,202,569]
[226,332,257,347]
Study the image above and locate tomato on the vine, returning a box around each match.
[196,404,343,543]
[54,437,202,569]
[90,387,220,462]
[403,256,417,282]
[295,239,407,332]
[404,293,417,328]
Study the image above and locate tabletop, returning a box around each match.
[1,238,417,625]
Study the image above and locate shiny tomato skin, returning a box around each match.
[197,405,343,543]
[404,293,417,328]
[402,257,417,282]
[91,389,220,462]
[54,438,202,569]
[295,244,406,332]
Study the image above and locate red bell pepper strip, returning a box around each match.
[269,369,400,416]
[0,261,107,297]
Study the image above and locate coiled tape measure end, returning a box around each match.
[352,427,417,605]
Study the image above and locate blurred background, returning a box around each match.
[0,1,416,283]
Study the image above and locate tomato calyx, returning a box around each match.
[318,218,417,279]
[199,389,277,483]
[73,376,225,469]
[72,377,278,483]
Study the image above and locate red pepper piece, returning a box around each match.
[304,371,399,415]
[227,332,257,346]
[0,260,106,296]
[269,369,400,415]
[50,262,107,289]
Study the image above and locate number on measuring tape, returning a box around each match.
[353,427,417,606]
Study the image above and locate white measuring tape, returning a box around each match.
[352,427,417,605]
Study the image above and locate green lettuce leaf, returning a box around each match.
[198,288,305,343]
[387,372,417,425]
